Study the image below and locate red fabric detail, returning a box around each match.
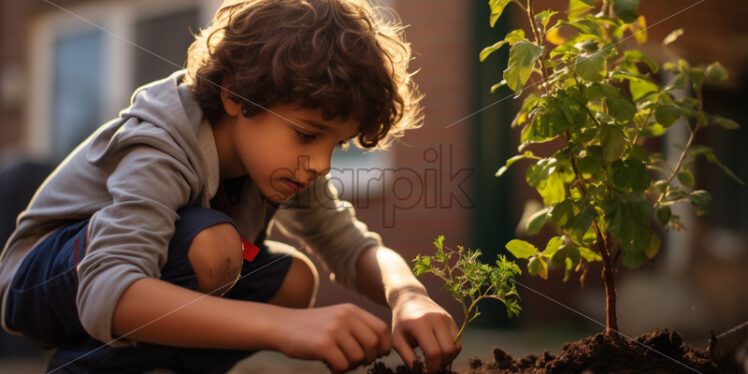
[241,237,260,262]
[74,237,79,264]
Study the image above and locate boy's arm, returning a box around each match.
[111,277,277,349]
[355,245,461,372]
[112,276,391,373]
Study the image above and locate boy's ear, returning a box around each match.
[220,77,242,117]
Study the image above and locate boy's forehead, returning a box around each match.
[298,116,359,140]
[278,104,360,140]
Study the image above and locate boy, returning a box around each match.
[0,0,461,373]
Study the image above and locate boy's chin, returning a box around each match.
[264,190,295,203]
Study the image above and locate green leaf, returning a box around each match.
[557,87,589,128]
[568,0,595,22]
[526,208,550,235]
[536,173,566,205]
[609,158,651,192]
[562,257,573,281]
[712,115,740,130]
[604,193,653,256]
[566,203,596,242]
[526,158,554,187]
[654,104,682,127]
[663,28,684,45]
[550,199,577,227]
[599,125,626,163]
[550,43,580,59]
[491,80,508,93]
[579,247,602,261]
[689,190,712,215]
[506,239,538,259]
[613,0,640,24]
[584,83,636,123]
[640,123,666,138]
[690,147,746,185]
[535,10,559,29]
[528,256,549,279]
[489,0,512,27]
[705,62,728,81]
[503,41,545,92]
[677,170,694,188]
[412,255,431,276]
[505,29,526,45]
[646,233,660,259]
[623,50,659,73]
[543,236,565,257]
[434,235,445,253]
[623,247,646,268]
[480,40,508,62]
[511,94,539,127]
[574,51,606,82]
[567,245,581,266]
[497,151,535,177]
[576,147,604,175]
[629,76,659,102]
[563,19,603,37]
[655,205,671,225]
[549,244,568,266]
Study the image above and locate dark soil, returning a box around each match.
[368,329,727,374]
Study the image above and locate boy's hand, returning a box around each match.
[274,303,391,373]
[390,291,461,372]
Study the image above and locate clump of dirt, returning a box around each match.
[368,329,724,374]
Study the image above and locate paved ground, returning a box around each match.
[0,327,592,373]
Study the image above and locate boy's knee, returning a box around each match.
[271,254,319,309]
[187,223,243,296]
[294,254,319,306]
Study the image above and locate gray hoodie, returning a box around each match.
[0,70,382,347]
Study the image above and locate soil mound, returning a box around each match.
[368,329,723,374]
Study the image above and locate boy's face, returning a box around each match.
[217,97,358,202]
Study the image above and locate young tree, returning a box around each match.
[483,0,743,339]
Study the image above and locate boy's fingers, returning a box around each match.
[413,325,443,372]
[337,331,365,369]
[433,323,460,365]
[322,345,350,374]
[351,306,391,355]
[347,313,381,364]
[446,317,462,362]
[448,316,459,338]
[392,331,418,369]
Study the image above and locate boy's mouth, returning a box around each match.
[282,178,307,193]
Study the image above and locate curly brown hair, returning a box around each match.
[185,0,422,149]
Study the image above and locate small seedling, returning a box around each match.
[412,236,522,342]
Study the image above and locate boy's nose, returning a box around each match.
[296,154,330,180]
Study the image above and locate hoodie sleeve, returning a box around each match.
[76,144,197,347]
[273,175,382,291]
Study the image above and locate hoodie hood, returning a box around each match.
[86,70,219,204]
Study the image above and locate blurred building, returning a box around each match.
[0,0,746,362]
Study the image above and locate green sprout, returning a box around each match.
[412,236,522,342]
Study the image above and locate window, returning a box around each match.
[698,79,748,232]
[28,0,215,161]
[133,8,200,88]
[51,29,104,160]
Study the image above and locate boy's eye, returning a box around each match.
[295,130,317,143]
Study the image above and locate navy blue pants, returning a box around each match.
[5,207,294,373]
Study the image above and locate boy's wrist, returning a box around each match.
[386,284,428,308]
[244,303,292,351]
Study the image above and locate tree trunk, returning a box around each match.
[602,259,618,339]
